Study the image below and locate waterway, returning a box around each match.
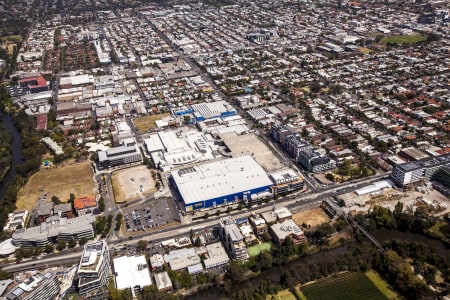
[374,230,450,257]
[187,230,450,300]
[0,111,23,200]
[185,245,352,300]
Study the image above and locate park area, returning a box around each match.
[1,35,22,54]
[132,113,170,131]
[381,35,426,45]
[111,165,155,203]
[16,160,96,210]
[292,208,330,228]
[299,271,393,300]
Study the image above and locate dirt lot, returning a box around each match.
[16,160,96,210]
[133,113,170,131]
[112,165,155,203]
[292,208,330,227]
[220,132,284,172]
[339,186,450,216]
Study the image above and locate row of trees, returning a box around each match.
[0,105,46,231]
[358,202,438,234]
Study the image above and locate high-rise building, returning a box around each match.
[77,240,111,295]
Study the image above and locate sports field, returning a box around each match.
[381,35,426,45]
[16,160,96,210]
[247,242,271,257]
[133,113,170,131]
[300,272,387,300]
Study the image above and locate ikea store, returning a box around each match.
[171,155,273,212]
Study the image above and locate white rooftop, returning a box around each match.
[171,155,273,204]
[113,255,152,296]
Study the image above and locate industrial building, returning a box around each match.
[171,155,273,212]
[98,144,142,170]
[77,241,111,295]
[113,255,152,297]
[173,100,236,123]
[153,272,173,292]
[144,129,219,171]
[163,248,201,271]
[203,242,230,269]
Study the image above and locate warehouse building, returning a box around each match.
[113,255,152,297]
[171,155,273,212]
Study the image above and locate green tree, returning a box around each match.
[99,197,105,212]
[79,237,88,246]
[68,239,77,248]
[44,244,54,254]
[137,240,148,252]
[0,271,11,280]
[56,240,66,251]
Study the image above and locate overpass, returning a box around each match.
[346,214,384,251]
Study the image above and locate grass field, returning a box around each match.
[1,35,22,42]
[16,160,96,210]
[300,272,388,300]
[292,208,330,228]
[365,270,399,299]
[359,46,373,54]
[247,242,271,257]
[133,113,170,131]
[381,35,426,45]
[267,289,296,300]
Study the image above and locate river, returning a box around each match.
[185,245,352,300]
[0,111,23,200]
[374,230,450,257]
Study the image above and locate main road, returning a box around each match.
[1,172,388,273]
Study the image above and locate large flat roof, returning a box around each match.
[171,155,273,204]
[113,255,152,294]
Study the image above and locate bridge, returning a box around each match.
[345,214,384,252]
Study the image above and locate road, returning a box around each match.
[1,172,388,273]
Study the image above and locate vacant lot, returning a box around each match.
[292,208,330,228]
[16,160,96,210]
[220,132,284,172]
[359,47,373,54]
[133,113,170,131]
[381,35,426,45]
[301,272,387,300]
[111,165,155,203]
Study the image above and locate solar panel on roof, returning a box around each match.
[12,288,24,296]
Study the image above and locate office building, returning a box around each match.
[77,241,111,295]
[98,145,142,170]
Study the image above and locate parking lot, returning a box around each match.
[121,197,180,235]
